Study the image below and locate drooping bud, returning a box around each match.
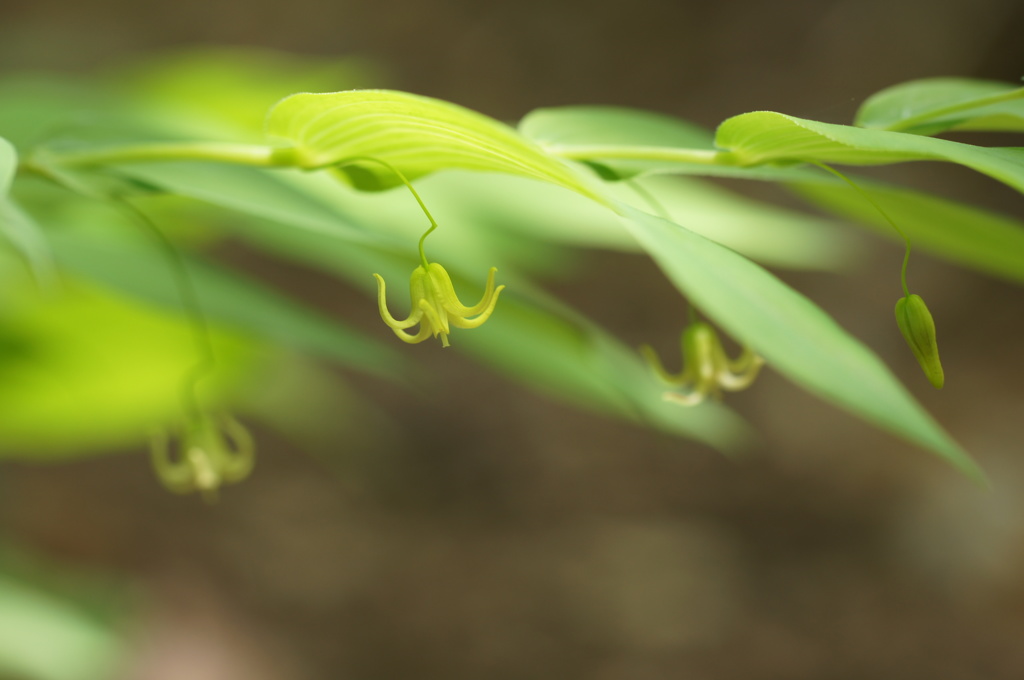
[895,293,944,389]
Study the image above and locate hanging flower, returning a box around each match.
[150,413,254,501]
[641,321,764,406]
[374,262,504,347]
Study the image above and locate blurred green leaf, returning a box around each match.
[612,175,861,271]
[716,112,1024,194]
[1,138,58,289]
[790,177,1024,285]
[107,46,380,141]
[0,77,119,151]
[521,105,714,151]
[0,282,260,458]
[115,161,580,279]
[265,89,603,200]
[0,573,122,680]
[45,224,405,378]
[116,161,390,247]
[855,77,1024,134]
[520,104,715,181]
[617,203,983,480]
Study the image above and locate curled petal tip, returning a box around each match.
[645,321,764,407]
[376,262,504,345]
[150,414,255,497]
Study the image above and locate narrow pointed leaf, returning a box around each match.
[716,112,1024,194]
[855,77,1024,134]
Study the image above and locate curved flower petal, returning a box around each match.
[373,262,504,346]
[644,321,765,407]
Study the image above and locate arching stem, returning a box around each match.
[811,162,911,297]
[335,156,439,268]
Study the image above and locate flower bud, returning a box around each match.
[895,293,944,389]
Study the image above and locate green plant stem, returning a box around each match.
[551,145,729,165]
[881,86,1024,132]
[335,156,439,268]
[32,141,444,267]
[812,162,911,297]
[34,142,293,169]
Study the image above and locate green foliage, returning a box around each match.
[0,281,259,457]
[790,178,1024,285]
[265,90,603,200]
[618,204,979,480]
[3,50,1022,482]
[716,111,1024,193]
[0,572,122,680]
[854,77,1024,134]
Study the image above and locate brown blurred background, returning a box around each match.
[2,0,1024,678]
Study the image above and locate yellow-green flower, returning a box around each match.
[374,262,504,347]
[150,414,254,501]
[641,321,764,406]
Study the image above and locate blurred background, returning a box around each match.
[1,0,1024,678]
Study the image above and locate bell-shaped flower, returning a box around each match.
[641,321,764,406]
[895,293,944,389]
[374,262,504,347]
[150,413,255,502]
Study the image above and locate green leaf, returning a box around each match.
[789,177,1024,285]
[0,282,259,457]
[716,111,1024,194]
[114,161,389,247]
[0,76,117,150]
[44,224,405,378]
[265,89,603,201]
[616,202,983,481]
[0,138,57,288]
[107,46,378,141]
[520,105,715,148]
[0,573,122,680]
[519,104,733,181]
[855,77,1024,135]
[613,175,861,271]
